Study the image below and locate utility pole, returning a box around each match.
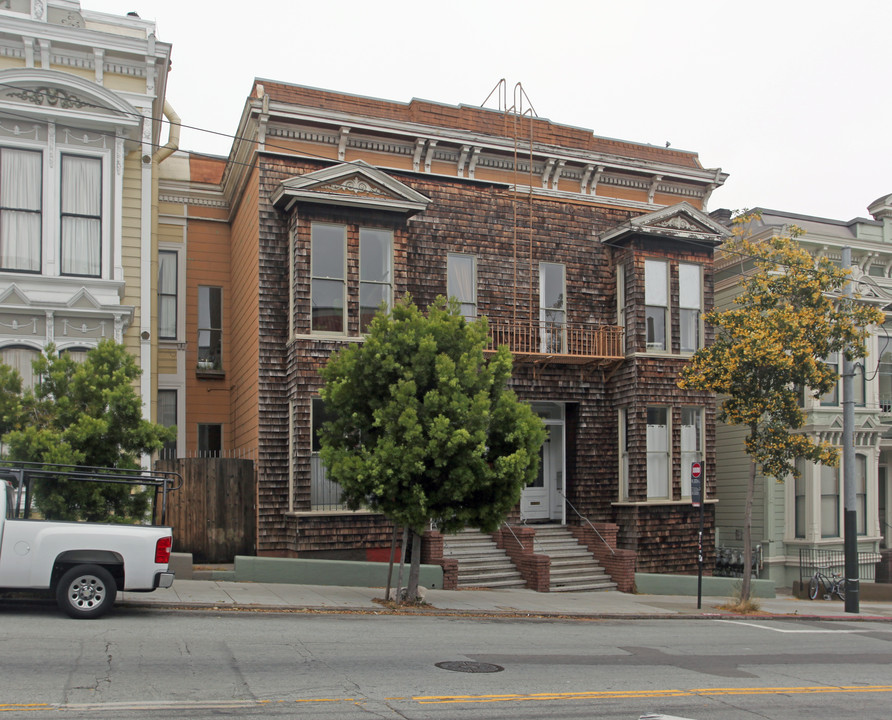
[841,246,859,613]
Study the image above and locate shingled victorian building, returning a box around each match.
[159,80,730,576]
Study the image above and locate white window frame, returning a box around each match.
[678,263,702,353]
[310,222,347,335]
[447,253,477,321]
[646,406,670,500]
[618,407,630,501]
[157,248,179,341]
[820,463,840,538]
[644,259,668,352]
[680,407,702,498]
[0,146,42,273]
[539,262,566,353]
[359,227,393,333]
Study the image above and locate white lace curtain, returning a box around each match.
[0,148,42,271]
[60,155,101,276]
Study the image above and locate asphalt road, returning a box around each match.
[2,603,891,719]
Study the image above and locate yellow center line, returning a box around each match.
[414,685,892,705]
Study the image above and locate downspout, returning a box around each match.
[142,101,180,425]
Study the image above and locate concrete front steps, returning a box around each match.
[532,525,617,593]
[443,529,527,589]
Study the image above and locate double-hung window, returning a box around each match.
[60,154,101,277]
[619,408,630,501]
[821,464,840,537]
[646,407,670,499]
[539,262,566,353]
[644,259,668,351]
[819,353,839,406]
[678,263,702,352]
[157,389,177,459]
[359,228,392,332]
[794,465,806,538]
[311,223,346,333]
[856,454,867,536]
[680,407,702,498]
[0,148,42,272]
[447,253,477,321]
[158,250,177,340]
[198,286,222,370]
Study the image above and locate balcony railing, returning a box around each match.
[487,320,624,364]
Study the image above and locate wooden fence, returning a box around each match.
[155,457,256,563]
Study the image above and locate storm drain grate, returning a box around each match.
[435,661,504,673]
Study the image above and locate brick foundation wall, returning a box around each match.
[569,522,637,593]
[495,526,550,592]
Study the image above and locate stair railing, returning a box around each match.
[558,489,615,556]
[501,521,525,550]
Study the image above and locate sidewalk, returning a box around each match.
[118,579,892,620]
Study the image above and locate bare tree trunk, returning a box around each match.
[384,523,399,602]
[741,446,757,603]
[407,530,422,602]
[395,526,408,601]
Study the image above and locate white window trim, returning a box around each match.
[644,258,669,353]
[678,262,703,354]
[646,406,671,500]
[359,226,394,333]
[158,242,185,344]
[310,222,348,336]
[447,252,477,321]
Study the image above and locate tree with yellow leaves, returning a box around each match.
[679,216,883,602]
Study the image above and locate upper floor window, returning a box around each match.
[856,453,867,536]
[678,263,702,352]
[311,223,346,334]
[539,262,566,353]
[818,353,865,407]
[794,466,806,538]
[644,259,668,351]
[158,250,178,340]
[60,155,101,277]
[447,253,477,321]
[0,147,42,272]
[198,286,222,370]
[359,228,392,332]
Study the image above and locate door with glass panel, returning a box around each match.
[522,404,565,522]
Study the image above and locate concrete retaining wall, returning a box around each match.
[635,573,776,598]
[233,555,444,588]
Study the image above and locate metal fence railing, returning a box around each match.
[311,454,345,511]
[798,547,882,584]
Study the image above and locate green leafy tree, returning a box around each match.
[1,339,176,522]
[319,297,545,600]
[679,217,883,602]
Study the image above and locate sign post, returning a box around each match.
[691,461,704,609]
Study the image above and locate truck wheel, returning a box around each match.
[56,565,117,619]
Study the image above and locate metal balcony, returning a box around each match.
[486,320,624,366]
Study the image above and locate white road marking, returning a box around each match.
[717,619,866,633]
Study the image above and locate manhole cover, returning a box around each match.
[435,661,504,673]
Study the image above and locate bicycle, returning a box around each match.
[808,567,846,601]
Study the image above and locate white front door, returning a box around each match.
[522,418,564,522]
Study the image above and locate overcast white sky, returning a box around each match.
[85,0,892,222]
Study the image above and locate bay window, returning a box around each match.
[311,223,346,333]
[0,148,42,272]
[646,407,670,499]
[644,259,668,351]
[679,263,702,352]
[680,407,702,498]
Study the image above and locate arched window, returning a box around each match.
[0,345,40,389]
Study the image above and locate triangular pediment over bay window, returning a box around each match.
[599,201,731,247]
[271,160,431,215]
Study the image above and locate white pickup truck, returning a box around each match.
[0,463,180,619]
